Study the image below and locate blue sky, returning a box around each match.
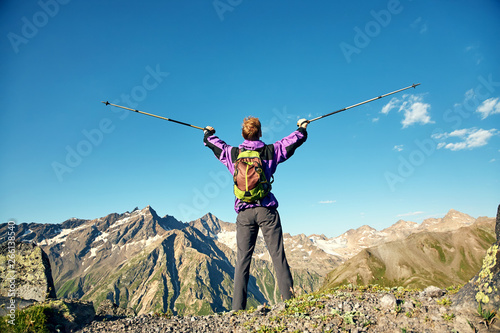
[1,0,499,237]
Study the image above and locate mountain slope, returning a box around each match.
[321,217,496,290]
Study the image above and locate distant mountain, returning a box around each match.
[321,216,496,290]
[0,207,493,315]
[317,209,480,260]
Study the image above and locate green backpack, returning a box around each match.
[233,149,272,202]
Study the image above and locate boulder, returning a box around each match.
[46,298,95,331]
[420,286,446,298]
[379,294,397,309]
[96,299,136,318]
[0,241,56,302]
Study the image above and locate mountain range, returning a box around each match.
[0,207,495,315]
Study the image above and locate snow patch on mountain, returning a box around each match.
[19,229,33,238]
[309,236,345,256]
[89,244,103,258]
[215,230,237,251]
[93,231,109,244]
[125,234,163,249]
[40,224,88,246]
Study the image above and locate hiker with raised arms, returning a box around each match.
[203,117,309,311]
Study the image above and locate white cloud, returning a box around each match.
[396,211,424,217]
[401,98,434,128]
[434,128,498,151]
[448,128,469,137]
[380,95,433,128]
[393,145,404,152]
[381,97,399,115]
[431,132,445,140]
[476,97,500,119]
[319,200,336,204]
[372,117,379,122]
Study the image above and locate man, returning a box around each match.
[204,117,308,310]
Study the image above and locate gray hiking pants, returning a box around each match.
[232,207,294,310]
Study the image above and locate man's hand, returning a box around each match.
[204,126,215,135]
[297,119,309,129]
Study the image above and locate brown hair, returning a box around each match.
[241,116,262,141]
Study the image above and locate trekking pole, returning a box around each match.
[101,101,206,131]
[306,83,421,123]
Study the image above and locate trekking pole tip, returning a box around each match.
[101,101,110,105]
[412,83,421,88]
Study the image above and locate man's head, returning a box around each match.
[242,116,262,141]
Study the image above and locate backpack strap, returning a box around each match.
[230,147,240,163]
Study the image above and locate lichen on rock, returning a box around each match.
[475,244,498,305]
[0,241,56,302]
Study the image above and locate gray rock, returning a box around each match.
[402,301,414,311]
[421,286,445,298]
[0,296,37,316]
[96,299,136,318]
[379,294,397,308]
[0,241,56,302]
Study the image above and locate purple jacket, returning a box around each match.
[204,127,307,213]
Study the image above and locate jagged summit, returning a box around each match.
[442,208,475,224]
[387,219,419,230]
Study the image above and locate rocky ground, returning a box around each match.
[76,285,499,333]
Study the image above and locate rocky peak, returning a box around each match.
[142,205,159,219]
[189,213,222,238]
[442,209,475,224]
[388,220,418,230]
[358,225,376,233]
[420,217,441,228]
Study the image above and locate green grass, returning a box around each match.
[442,313,455,321]
[198,301,213,316]
[476,302,497,327]
[429,242,446,263]
[436,298,452,306]
[56,278,80,297]
[0,304,53,333]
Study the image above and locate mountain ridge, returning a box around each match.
[0,206,494,315]
[321,217,496,290]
